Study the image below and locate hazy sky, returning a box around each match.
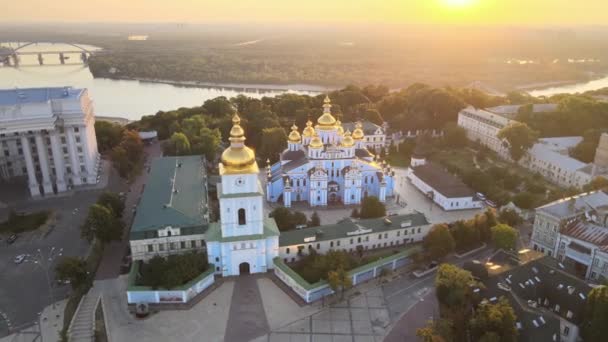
[2,0,607,26]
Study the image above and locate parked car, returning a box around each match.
[476,192,486,201]
[13,254,26,264]
[6,234,18,244]
[485,200,497,208]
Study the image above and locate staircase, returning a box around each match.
[68,291,101,342]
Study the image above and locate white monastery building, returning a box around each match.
[0,87,100,196]
[406,145,483,211]
[266,96,394,208]
[457,105,606,188]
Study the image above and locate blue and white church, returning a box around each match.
[266,96,395,207]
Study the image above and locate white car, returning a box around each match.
[13,254,26,264]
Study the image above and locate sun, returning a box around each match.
[442,0,476,7]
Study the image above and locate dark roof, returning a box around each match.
[281,149,306,161]
[279,212,429,246]
[412,162,475,198]
[483,252,592,326]
[282,157,309,173]
[355,149,373,158]
[342,120,383,135]
[561,219,608,251]
[130,156,209,240]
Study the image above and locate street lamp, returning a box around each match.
[28,247,63,310]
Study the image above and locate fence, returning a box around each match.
[126,263,215,304]
[273,245,421,303]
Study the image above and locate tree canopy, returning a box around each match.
[491,224,518,250]
[359,196,386,219]
[81,204,124,244]
[469,297,518,342]
[423,224,456,260]
[497,122,538,161]
[583,286,608,342]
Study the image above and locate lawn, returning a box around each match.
[0,210,51,234]
[289,247,404,284]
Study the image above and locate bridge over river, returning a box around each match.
[0,42,104,67]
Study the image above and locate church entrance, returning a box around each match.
[239,262,251,275]
[329,192,338,203]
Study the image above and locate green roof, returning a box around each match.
[130,156,209,240]
[205,218,280,243]
[279,212,429,246]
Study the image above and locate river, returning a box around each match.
[528,75,608,97]
[0,43,323,121]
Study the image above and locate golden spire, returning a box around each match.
[220,113,258,175]
[317,95,337,129]
[309,132,323,149]
[336,119,344,135]
[288,123,301,143]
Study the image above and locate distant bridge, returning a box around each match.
[0,42,103,67]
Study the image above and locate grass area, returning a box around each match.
[430,144,563,208]
[0,211,51,234]
[290,247,404,284]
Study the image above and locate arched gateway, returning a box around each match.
[239,262,251,275]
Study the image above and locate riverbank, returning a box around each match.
[97,75,336,93]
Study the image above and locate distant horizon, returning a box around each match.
[2,1,607,26]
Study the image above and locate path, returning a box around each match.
[225,275,270,342]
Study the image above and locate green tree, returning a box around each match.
[498,209,523,227]
[203,96,234,118]
[469,297,518,342]
[94,121,124,152]
[181,115,206,140]
[110,146,130,178]
[497,122,538,161]
[423,224,456,260]
[435,264,477,341]
[583,177,608,192]
[416,319,454,342]
[309,211,320,227]
[270,207,307,231]
[193,127,221,161]
[81,204,123,244]
[491,224,518,250]
[97,192,125,218]
[362,109,384,125]
[359,196,386,219]
[121,130,144,162]
[258,127,287,163]
[55,256,89,291]
[442,123,468,148]
[583,286,608,342]
[168,132,191,155]
[327,267,352,300]
[512,191,536,210]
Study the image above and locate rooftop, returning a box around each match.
[342,120,383,135]
[528,138,589,172]
[130,156,209,239]
[279,212,429,246]
[0,87,84,106]
[536,191,608,219]
[411,162,476,198]
[561,219,608,251]
[485,104,558,117]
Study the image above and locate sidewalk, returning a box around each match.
[0,299,66,342]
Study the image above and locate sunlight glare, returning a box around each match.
[442,0,476,7]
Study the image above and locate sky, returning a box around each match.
[1,0,607,26]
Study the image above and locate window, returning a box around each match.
[397,231,400,237]
[317,243,320,249]
[417,228,421,233]
[330,241,334,247]
[350,239,353,245]
[216,267,220,272]
[169,242,176,250]
[159,244,165,251]
[238,208,246,225]
[563,326,570,336]
[215,257,220,262]
[357,237,361,243]
[191,241,197,248]
[384,233,388,239]
[180,241,186,249]
[286,248,290,254]
[147,245,154,252]
[378,234,382,239]
[337,240,341,246]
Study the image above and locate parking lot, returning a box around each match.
[0,167,125,336]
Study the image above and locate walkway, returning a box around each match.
[224,275,270,342]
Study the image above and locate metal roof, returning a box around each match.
[536,191,608,219]
[412,162,475,198]
[0,87,83,105]
[130,156,209,239]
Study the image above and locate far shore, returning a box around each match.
[99,75,338,93]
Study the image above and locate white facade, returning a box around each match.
[458,106,604,189]
[0,87,100,196]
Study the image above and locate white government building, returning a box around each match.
[457,105,606,189]
[0,87,100,196]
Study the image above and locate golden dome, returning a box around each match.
[220,114,259,175]
[309,133,323,149]
[302,120,315,137]
[341,130,355,147]
[352,121,364,140]
[288,124,301,143]
[316,95,337,129]
[336,119,344,135]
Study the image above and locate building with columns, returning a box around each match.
[266,96,395,208]
[0,87,100,196]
